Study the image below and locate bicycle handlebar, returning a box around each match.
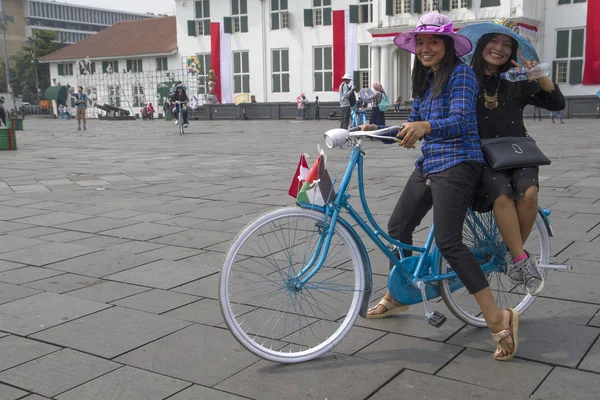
[324,126,404,148]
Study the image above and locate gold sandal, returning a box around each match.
[491,308,519,361]
[365,298,409,319]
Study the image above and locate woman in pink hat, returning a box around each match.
[361,13,519,361]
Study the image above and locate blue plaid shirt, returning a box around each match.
[408,63,484,175]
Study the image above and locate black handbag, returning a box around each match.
[480,136,551,171]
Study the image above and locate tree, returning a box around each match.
[8,30,63,103]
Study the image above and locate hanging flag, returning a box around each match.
[296,155,336,206]
[583,0,600,84]
[189,95,199,110]
[332,9,358,91]
[288,154,310,198]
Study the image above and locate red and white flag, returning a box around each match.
[288,154,310,198]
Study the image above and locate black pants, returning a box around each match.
[388,162,488,294]
[340,106,351,129]
[173,109,188,124]
[315,109,320,120]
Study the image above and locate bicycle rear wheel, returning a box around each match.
[220,207,366,363]
[440,210,550,327]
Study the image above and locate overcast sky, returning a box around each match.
[59,0,175,15]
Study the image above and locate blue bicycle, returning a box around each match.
[220,126,571,363]
[174,101,185,135]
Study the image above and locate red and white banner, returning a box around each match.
[583,0,600,85]
[332,10,358,91]
[210,22,233,103]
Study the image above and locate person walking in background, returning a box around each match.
[394,96,404,112]
[339,73,353,129]
[367,81,386,126]
[300,95,309,120]
[74,86,88,130]
[314,96,320,120]
[533,106,542,121]
[147,102,155,120]
[0,97,5,126]
[550,110,564,123]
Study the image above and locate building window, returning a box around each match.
[195,0,210,35]
[313,46,332,92]
[555,28,584,85]
[358,0,373,23]
[451,0,469,9]
[313,0,332,26]
[422,0,437,12]
[133,86,145,107]
[395,0,411,14]
[127,59,143,73]
[102,60,119,73]
[156,57,168,71]
[558,0,586,4]
[57,63,73,76]
[271,0,288,30]
[232,0,248,33]
[233,51,250,93]
[272,49,290,93]
[196,53,211,94]
[358,44,370,89]
[109,85,121,107]
[480,0,501,7]
[78,61,95,75]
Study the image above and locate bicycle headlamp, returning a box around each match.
[324,128,350,149]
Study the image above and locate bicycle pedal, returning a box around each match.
[426,311,446,328]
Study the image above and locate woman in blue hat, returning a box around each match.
[457,23,565,298]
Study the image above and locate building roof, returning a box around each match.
[39,16,177,62]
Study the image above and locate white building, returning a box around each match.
[174,0,597,116]
[24,0,156,45]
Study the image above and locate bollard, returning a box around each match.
[0,126,17,150]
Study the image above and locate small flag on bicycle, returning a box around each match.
[288,153,310,198]
[296,155,336,206]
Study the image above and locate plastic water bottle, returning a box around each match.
[500,63,551,82]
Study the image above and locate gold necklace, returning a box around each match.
[483,75,501,110]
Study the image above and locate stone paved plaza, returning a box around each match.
[0,117,599,399]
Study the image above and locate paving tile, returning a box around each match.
[563,258,600,277]
[171,273,219,298]
[14,212,91,227]
[0,282,41,305]
[166,385,248,400]
[579,336,600,373]
[150,228,234,250]
[0,222,35,234]
[0,292,109,335]
[105,259,219,289]
[8,226,62,238]
[537,271,600,304]
[370,369,528,400]
[23,274,102,294]
[56,217,139,234]
[0,242,99,267]
[55,366,190,400]
[0,261,25,273]
[589,311,600,327]
[34,230,94,243]
[532,367,600,400]
[31,306,190,358]
[115,324,259,387]
[68,235,130,249]
[45,250,159,278]
[66,281,150,303]
[112,289,198,314]
[215,354,400,400]
[0,235,47,254]
[448,318,599,367]
[100,222,188,241]
[353,333,462,374]
[106,241,166,254]
[0,349,120,398]
[163,298,244,326]
[18,395,52,400]
[135,245,202,261]
[0,336,60,372]
[0,383,28,400]
[0,266,64,285]
[437,348,552,396]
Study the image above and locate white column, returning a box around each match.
[371,46,380,86]
[391,48,398,102]
[380,44,391,93]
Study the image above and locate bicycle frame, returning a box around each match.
[177,103,184,134]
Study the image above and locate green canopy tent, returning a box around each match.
[43,86,68,105]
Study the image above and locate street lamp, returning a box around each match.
[0,0,16,112]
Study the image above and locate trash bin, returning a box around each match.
[7,118,23,131]
[166,112,173,121]
[0,127,17,150]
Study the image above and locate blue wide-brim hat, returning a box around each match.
[457,21,540,65]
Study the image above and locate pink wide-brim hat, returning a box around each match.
[393,13,472,57]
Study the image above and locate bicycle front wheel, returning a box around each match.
[220,207,366,363]
[440,210,550,328]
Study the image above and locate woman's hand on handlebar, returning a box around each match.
[398,121,430,149]
[359,124,378,131]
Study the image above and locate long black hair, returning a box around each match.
[470,33,518,83]
[411,35,459,99]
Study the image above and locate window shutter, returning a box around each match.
[90,62,95,74]
[102,61,108,73]
[466,0,472,8]
[353,71,360,87]
[224,17,232,33]
[557,0,570,4]
[187,20,196,36]
[323,7,332,25]
[203,20,210,36]
[271,12,279,29]
[552,60,557,82]
[156,58,160,71]
[126,60,132,72]
[413,0,422,14]
[241,15,248,32]
[442,0,450,10]
[58,64,64,76]
[114,61,119,72]
[349,5,359,23]
[304,9,313,27]
[385,0,393,16]
[569,59,583,85]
